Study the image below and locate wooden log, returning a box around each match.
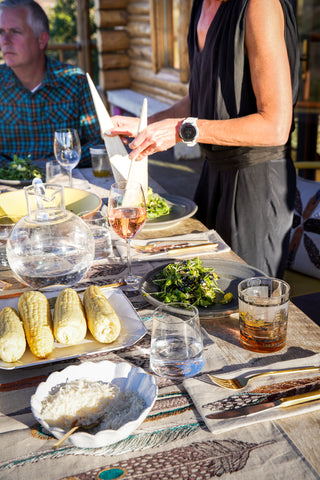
[150,0,164,73]
[128,45,152,63]
[99,69,131,90]
[96,30,129,52]
[99,52,130,70]
[178,0,192,83]
[94,0,128,9]
[127,2,150,15]
[126,19,151,38]
[95,10,128,28]
[130,37,151,47]
[76,0,92,74]
[131,81,186,104]
[129,65,188,96]
[129,58,153,71]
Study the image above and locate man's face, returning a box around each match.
[0,7,44,70]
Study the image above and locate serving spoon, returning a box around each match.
[52,416,103,449]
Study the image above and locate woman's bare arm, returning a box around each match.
[108,0,293,160]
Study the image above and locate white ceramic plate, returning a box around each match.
[31,360,158,448]
[139,259,266,317]
[144,194,198,231]
[0,287,147,370]
[0,178,34,186]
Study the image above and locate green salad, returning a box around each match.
[146,188,171,219]
[152,258,233,307]
[0,155,43,181]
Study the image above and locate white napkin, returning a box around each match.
[115,230,230,262]
[184,352,320,434]
[86,73,148,197]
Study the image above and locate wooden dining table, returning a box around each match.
[0,168,320,480]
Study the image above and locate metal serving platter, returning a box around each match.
[0,287,147,370]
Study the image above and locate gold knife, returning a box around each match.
[206,390,320,419]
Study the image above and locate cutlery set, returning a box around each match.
[206,389,320,419]
[206,365,320,419]
[208,365,320,390]
[133,241,218,255]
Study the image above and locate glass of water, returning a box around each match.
[0,218,15,267]
[81,211,112,260]
[150,303,204,379]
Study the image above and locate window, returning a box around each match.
[150,0,192,82]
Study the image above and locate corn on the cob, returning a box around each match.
[0,307,26,363]
[83,285,121,343]
[18,291,54,358]
[53,288,87,345]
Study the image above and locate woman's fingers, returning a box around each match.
[128,119,179,160]
[106,116,140,137]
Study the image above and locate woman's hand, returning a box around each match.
[106,116,183,160]
[107,116,140,145]
[128,118,182,160]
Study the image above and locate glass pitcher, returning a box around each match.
[6,180,95,290]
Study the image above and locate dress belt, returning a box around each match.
[200,145,289,170]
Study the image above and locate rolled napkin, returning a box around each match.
[115,230,230,262]
[184,352,320,434]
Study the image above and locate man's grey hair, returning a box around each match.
[0,0,49,37]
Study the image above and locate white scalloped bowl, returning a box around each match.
[31,360,157,448]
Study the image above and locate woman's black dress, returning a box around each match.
[189,0,300,277]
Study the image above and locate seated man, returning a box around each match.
[0,0,101,167]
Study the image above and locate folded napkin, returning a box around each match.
[86,73,148,197]
[184,352,320,434]
[115,229,230,262]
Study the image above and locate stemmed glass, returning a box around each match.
[108,181,147,290]
[53,129,81,187]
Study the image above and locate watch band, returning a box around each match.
[179,117,199,147]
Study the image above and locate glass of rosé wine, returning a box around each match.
[108,181,147,290]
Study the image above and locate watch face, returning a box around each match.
[181,123,197,141]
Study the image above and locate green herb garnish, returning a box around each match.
[146,187,171,219]
[152,258,233,307]
[0,155,43,181]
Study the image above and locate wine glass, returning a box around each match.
[53,129,81,187]
[108,181,147,290]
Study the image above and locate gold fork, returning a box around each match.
[208,366,320,390]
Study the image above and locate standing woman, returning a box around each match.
[108,0,300,278]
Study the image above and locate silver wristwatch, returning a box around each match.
[179,117,199,147]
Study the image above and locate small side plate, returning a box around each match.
[144,194,198,231]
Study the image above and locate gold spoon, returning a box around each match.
[52,417,103,449]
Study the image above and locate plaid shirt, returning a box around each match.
[0,56,102,167]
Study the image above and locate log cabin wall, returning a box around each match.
[94,0,192,106]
